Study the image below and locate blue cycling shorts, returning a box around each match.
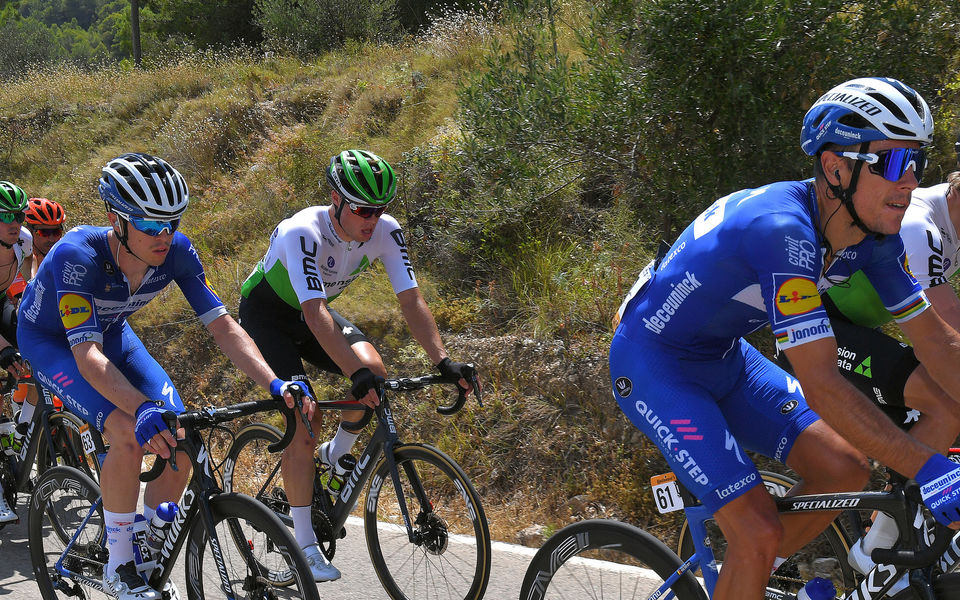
[19,321,183,432]
[609,334,818,514]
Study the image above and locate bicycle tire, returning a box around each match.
[520,518,708,600]
[364,443,491,600]
[676,470,859,594]
[184,492,320,600]
[37,410,105,484]
[28,465,105,600]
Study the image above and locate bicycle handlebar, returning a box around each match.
[139,389,305,483]
[380,363,482,416]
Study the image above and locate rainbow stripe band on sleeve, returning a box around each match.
[890,295,929,322]
[775,331,789,345]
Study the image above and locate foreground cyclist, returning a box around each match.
[238,149,478,581]
[610,77,960,600]
[17,153,314,600]
[0,181,33,523]
[777,144,960,590]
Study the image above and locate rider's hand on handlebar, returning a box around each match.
[134,401,178,459]
[0,345,27,379]
[917,453,960,528]
[436,357,481,397]
[270,379,316,422]
[349,367,382,408]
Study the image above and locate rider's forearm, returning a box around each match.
[804,375,934,477]
[398,290,447,365]
[207,314,276,390]
[302,300,365,376]
[72,342,151,415]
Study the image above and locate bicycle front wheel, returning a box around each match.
[185,492,320,600]
[28,465,105,600]
[365,443,491,600]
[520,519,708,600]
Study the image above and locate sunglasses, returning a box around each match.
[0,212,25,224]
[33,227,63,238]
[119,213,180,236]
[347,203,387,219]
[834,147,927,183]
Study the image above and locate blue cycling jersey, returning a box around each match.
[18,225,227,346]
[616,180,928,357]
[16,226,227,431]
[610,179,930,512]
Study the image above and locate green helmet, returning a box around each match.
[325,149,396,206]
[0,181,28,213]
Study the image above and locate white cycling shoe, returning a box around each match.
[848,539,908,595]
[302,543,341,582]
[102,561,160,600]
[0,494,17,523]
[318,441,334,468]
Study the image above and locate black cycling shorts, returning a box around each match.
[238,280,369,385]
[775,297,920,429]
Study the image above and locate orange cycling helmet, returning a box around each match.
[25,197,66,227]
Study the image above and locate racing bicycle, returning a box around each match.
[28,392,321,600]
[222,370,491,600]
[519,468,960,599]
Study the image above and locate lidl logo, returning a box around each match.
[902,253,917,280]
[775,277,821,316]
[59,293,93,329]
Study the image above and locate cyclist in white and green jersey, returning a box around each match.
[777,157,960,587]
[238,149,478,582]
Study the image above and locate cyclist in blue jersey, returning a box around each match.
[610,77,960,600]
[17,153,316,600]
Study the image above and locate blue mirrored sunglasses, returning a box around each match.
[834,147,927,183]
[122,214,180,236]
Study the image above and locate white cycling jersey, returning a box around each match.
[900,183,960,288]
[241,205,417,309]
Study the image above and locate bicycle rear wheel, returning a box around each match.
[520,519,708,600]
[28,465,105,600]
[365,443,491,600]
[37,410,105,483]
[676,470,859,594]
[184,492,320,600]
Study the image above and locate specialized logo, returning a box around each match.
[59,293,93,328]
[817,91,882,117]
[785,237,816,271]
[775,277,821,316]
[614,377,632,398]
[790,498,861,510]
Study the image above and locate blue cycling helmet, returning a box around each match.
[801,77,932,156]
[98,153,189,219]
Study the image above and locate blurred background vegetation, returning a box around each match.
[2,0,960,543]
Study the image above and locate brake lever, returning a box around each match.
[291,387,314,439]
[163,411,179,472]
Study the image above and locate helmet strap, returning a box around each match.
[107,206,146,265]
[332,193,349,229]
[0,239,14,250]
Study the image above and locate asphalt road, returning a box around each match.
[1,510,533,599]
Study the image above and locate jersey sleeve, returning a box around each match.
[898,209,948,288]
[861,236,929,323]
[171,234,229,326]
[19,228,32,260]
[49,243,103,347]
[377,216,418,295]
[749,213,833,351]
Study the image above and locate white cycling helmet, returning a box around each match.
[801,77,933,155]
[98,153,189,219]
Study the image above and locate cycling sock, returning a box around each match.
[862,512,899,552]
[104,510,136,577]
[17,399,34,426]
[328,427,359,464]
[291,505,318,549]
[772,557,787,572]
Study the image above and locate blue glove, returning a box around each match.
[270,378,312,401]
[134,402,168,447]
[917,453,960,526]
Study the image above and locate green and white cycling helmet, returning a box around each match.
[325,149,397,207]
[0,181,29,213]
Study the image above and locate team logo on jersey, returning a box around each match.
[780,399,798,414]
[614,377,632,398]
[327,256,335,268]
[774,276,821,316]
[198,274,222,302]
[901,252,917,280]
[59,293,93,329]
